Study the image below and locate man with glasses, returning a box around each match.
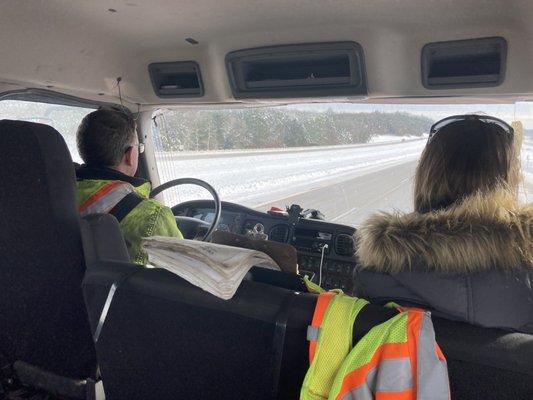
[76,109,182,264]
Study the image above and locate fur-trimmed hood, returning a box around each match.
[356,189,533,275]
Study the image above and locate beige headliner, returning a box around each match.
[1,0,533,110]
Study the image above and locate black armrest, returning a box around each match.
[80,214,130,267]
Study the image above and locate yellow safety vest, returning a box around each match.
[301,292,450,400]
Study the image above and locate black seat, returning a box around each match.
[83,261,315,400]
[82,230,533,400]
[81,214,132,266]
[0,120,96,381]
[433,317,533,399]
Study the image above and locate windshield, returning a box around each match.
[152,103,533,227]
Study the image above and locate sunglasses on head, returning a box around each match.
[429,114,514,141]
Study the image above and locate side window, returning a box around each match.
[0,100,95,163]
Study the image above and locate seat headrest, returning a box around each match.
[0,119,79,232]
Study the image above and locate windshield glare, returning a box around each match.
[152,103,533,227]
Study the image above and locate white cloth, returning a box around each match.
[142,236,280,300]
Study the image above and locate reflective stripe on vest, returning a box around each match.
[308,291,337,364]
[330,310,450,400]
[417,313,450,400]
[79,181,134,217]
[301,292,369,400]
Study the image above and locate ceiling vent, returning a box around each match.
[148,61,204,98]
[335,234,355,257]
[226,42,367,99]
[269,225,290,243]
[421,37,507,89]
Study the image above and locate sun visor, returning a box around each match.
[225,42,367,99]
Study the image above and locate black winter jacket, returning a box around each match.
[354,189,533,333]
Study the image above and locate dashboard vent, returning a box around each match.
[335,234,355,256]
[269,225,290,243]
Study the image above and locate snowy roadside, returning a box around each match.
[155,140,426,211]
[522,140,533,201]
[369,134,427,143]
[155,136,425,161]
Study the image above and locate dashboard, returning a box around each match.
[173,200,358,293]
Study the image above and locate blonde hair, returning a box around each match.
[414,118,521,213]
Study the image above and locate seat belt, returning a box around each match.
[108,191,144,223]
[270,292,295,400]
[93,269,141,343]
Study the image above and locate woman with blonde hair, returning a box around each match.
[355,115,533,333]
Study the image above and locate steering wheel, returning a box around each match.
[150,178,221,241]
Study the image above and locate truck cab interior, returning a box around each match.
[0,1,532,399]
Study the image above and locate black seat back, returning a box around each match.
[83,261,315,400]
[85,263,533,400]
[0,120,95,378]
[82,219,533,400]
[433,317,533,399]
[81,213,131,265]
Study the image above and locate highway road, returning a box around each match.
[156,139,423,227]
[254,160,417,226]
[156,138,532,228]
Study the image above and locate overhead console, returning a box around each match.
[148,61,204,98]
[421,37,507,89]
[225,42,367,99]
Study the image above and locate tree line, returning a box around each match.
[154,108,434,152]
[0,101,435,153]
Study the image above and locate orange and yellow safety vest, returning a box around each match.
[76,177,182,264]
[301,292,450,400]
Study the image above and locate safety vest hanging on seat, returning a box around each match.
[301,292,450,400]
[302,292,369,400]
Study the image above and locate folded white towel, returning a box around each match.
[142,236,280,300]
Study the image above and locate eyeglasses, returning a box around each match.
[126,143,145,154]
[429,114,514,141]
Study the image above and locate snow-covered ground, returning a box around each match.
[522,139,533,201]
[156,136,533,226]
[369,134,426,143]
[155,139,425,224]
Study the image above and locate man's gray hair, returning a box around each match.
[77,109,136,167]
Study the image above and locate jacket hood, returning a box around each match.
[356,189,533,275]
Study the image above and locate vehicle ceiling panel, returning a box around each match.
[1,0,532,108]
